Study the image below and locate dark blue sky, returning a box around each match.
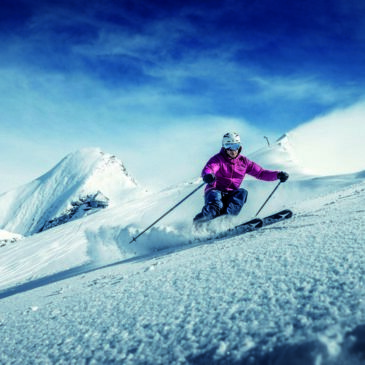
[1,0,364,123]
[0,0,364,190]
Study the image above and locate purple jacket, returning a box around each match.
[202,148,279,192]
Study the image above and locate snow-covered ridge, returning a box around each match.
[248,133,315,178]
[248,102,365,179]
[0,148,140,236]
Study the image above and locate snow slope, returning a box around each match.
[0,148,140,236]
[0,106,364,364]
[0,168,360,292]
[0,175,364,364]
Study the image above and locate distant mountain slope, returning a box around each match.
[0,148,140,236]
[248,133,314,178]
[249,101,365,179]
[249,102,365,178]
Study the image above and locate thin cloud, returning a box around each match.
[0,0,364,192]
[248,75,349,104]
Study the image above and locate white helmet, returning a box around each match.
[222,132,241,150]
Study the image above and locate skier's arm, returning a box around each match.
[202,156,220,181]
[246,159,279,181]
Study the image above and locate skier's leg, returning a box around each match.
[224,188,248,216]
[194,190,224,222]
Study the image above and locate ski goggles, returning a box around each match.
[223,142,241,151]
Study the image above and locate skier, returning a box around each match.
[193,132,289,224]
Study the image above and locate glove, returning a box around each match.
[277,171,289,182]
[203,173,216,184]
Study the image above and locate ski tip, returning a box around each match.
[277,209,293,219]
[260,209,293,220]
[285,210,293,218]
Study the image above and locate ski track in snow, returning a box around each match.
[0,181,364,364]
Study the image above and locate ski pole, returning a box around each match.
[129,181,206,244]
[255,181,282,217]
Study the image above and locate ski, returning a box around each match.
[262,209,293,226]
[214,217,263,239]
[231,209,293,235]
[196,209,293,242]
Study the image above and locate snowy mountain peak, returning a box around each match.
[0,148,140,236]
[40,147,137,188]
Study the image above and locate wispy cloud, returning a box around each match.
[248,75,355,104]
[0,0,365,192]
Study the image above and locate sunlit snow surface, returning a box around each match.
[0,118,364,364]
[0,177,364,364]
